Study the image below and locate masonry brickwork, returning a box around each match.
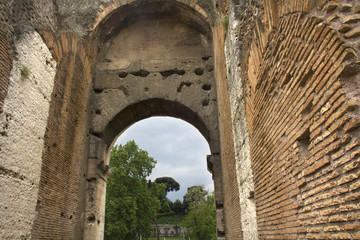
[240,0,360,239]
[0,0,360,240]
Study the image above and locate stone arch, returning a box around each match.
[84,1,222,238]
[104,98,214,156]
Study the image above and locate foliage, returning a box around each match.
[105,140,163,240]
[20,66,30,78]
[156,212,186,224]
[221,16,229,31]
[181,192,216,240]
[183,185,207,211]
[161,201,171,213]
[155,177,180,194]
[172,199,185,214]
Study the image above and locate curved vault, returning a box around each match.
[84,1,221,239]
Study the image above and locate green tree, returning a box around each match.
[182,190,216,240]
[104,140,162,240]
[183,185,207,211]
[155,177,180,193]
[161,201,171,213]
[173,199,185,213]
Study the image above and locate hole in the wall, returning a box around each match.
[248,191,255,199]
[87,213,96,223]
[299,69,314,87]
[95,109,101,115]
[35,200,41,211]
[301,100,313,116]
[282,73,292,87]
[144,87,149,92]
[202,84,211,91]
[202,56,211,61]
[69,215,73,219]
[160,69,186,77]
[94,89,103,93]
[130,70,150,77]
[90,131,102,138]
[118,72,128,78]
[297,128,310,155]
[202,99,209,106]
[52,143,57,147]
[195,68,204,76]
[177,82,192,92]
[97,220,100,224]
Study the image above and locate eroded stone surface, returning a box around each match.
[225,4,258,239]
[0,26,56,239]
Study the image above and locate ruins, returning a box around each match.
[1,0,360,239]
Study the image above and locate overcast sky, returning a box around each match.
[115,117,213,202]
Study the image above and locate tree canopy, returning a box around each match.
[155,177,180,193]
[104,140,165,240]
[183,185,208,211]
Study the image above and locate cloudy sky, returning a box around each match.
[115,117,213,201]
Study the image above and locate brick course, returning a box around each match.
[31,31,93,239]
[245,1,360,238]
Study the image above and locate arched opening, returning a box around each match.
[85,99,220,239]
[114,116,213,200]
[84,2,221,238]
[106,116,214,238]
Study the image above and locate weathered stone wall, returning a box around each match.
[225,1,259,239]
[0,26,56,239]
[213,24,243,240]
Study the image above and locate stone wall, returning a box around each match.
[225,2,259,239]
[0,26,56,239]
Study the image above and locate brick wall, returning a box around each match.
[0,0,13,114]
[31,32,93,239]
[245,1,360,238]
[0,31,12,114]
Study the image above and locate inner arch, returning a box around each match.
[104,98,212,153]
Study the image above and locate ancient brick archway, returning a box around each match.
[83,1,223,238]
